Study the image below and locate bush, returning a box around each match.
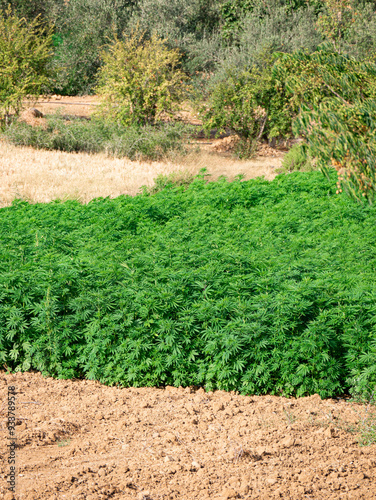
[1,171,376,399]
[295,99,376,203]
[200,50,294,157]
[202,44,376,160]
[278,142,316,173]
[0,7,53,124]
[95,31,189,126]
[210,0,322,87]
[141,170,197,196]
[220,0,320,44]
[2,114,192,161]
[335,0,376,62]
[0,0,57,22]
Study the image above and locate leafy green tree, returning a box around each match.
[220,0,319,41]
[95,31,189,126]
[128,0,223,74]
[316,0,358,52]
[201,52,290,157]
[51,0,137,95]
[0,7,53,124]
[280,47,376,203]
[0,0,57,22]
[202,43,376,168]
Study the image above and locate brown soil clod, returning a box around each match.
[19,108,46,128]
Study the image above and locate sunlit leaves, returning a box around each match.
[0,172,376,397]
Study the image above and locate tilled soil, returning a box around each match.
[1,372,375,499]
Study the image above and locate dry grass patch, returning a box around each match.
[0,141,280,207]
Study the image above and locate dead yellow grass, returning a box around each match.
[0,139,281,208]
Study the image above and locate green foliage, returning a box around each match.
[0,7,53,124]
[272,46,376,107]
[295,99,376,203]
[200,49,298,156]
[203,44,376,164]
[316,0,359,52]
[128,0,223,75]
[95,31,189,126]
[339,1,376,62]
[0,0,58,22]
[50,0,137,95]
[220,0,254,41]
[1,171,376,399]
[279,142,316,173]
[212,0,322,81]
[2,114,191,161]
[287,48,376,203]
[141,170,197,196]
[220,0,313,42]
[201,64,272,157]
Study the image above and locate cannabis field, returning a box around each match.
[1,170,375,399]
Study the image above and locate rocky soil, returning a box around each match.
[1,371,375,500]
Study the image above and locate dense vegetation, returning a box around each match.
[0,7,53,124]
[0,1,376,403]
[3,114,191,160]
[1,172,376,399]
[2,0,376,94]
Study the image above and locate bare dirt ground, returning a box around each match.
[1,372,376,500]
[1,97,375,499]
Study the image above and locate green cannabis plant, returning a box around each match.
[1,172,376,399]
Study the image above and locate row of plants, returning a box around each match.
[3,114,192,161]
[1,171,376,399]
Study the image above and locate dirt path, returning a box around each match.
[1,372,375,500]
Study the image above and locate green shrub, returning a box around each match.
[0,0,57,22]
[278,142,316,173]
[295,98,376,203]
[141,169,200,196]
[340,1,376,62]
[210,0,322,88]
[1,171,376,399]
[95,31,189,126]
[203,44,376,161]
[2,114,192,161]
[201,48,297,157]
[220,0,320,44]
[0,7,53,124]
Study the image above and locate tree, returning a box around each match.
[95,31,189,126]
[0,7,54,125]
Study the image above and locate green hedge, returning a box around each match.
[1,171,376,398]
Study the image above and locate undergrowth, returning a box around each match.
[277,142,317,173]
[2,114,192,161]
[1,171,376,399]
